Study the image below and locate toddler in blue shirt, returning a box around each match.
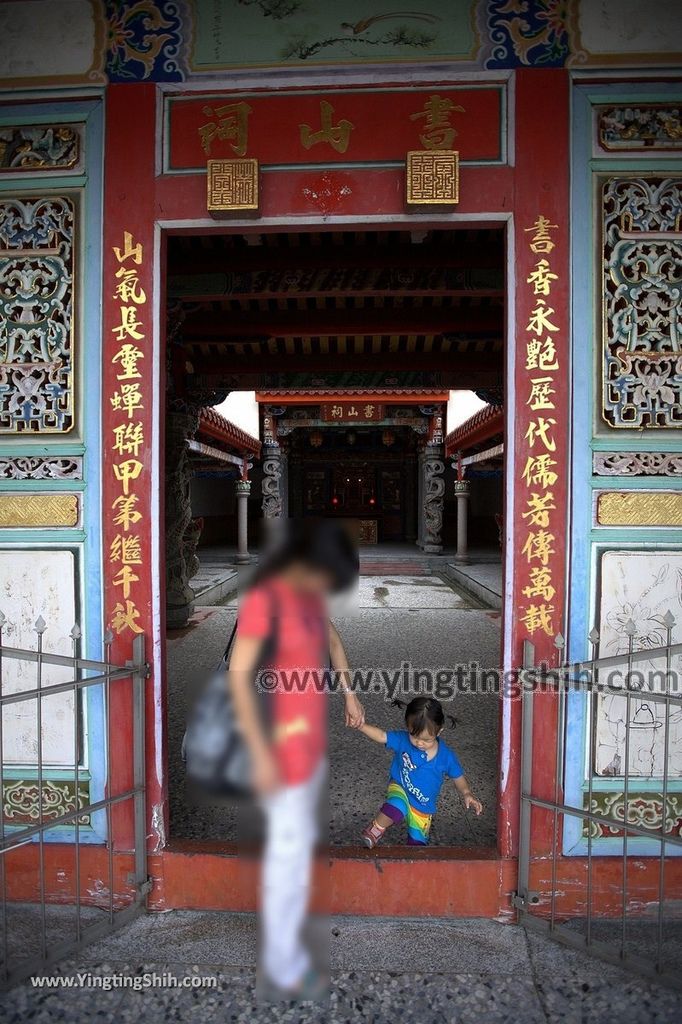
[354,696,482,846]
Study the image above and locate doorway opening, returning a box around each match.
[162,225,505,851]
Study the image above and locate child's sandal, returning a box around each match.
[362,819,387,849]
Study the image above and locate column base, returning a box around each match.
[453,554,470,564]
[166,601,195,629]
[422,544,443,554]
[235,553,252,564]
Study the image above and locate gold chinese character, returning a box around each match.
[111,382,144,419]
[524,216,558,254]
[525,417,557,452]
[521,603,555,637]
[110,533,143,565]
[526,336,559,371]
[522,491,556,529]
[522,453,558,489]
[522,567,556,602]
[113,231,143,265]
[112,493,142,531]
[409,94,464,149]
[526,376,556,411]
[111,599,144,635]
[112,344,144,380]
[199,102,251,156]
[526,258,558,296]
[114,266,146,305]
[112,306,145,343]
[331,405,343,419]
[300,101,354,154]
[364,404,375,418]
[113,422,145,457]
[526,300,559,336]
[522,529,555,566]
[112,564,139,600]
[113,458,143,496]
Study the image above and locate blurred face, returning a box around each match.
[285,562,335,595]
[408,724,441,753]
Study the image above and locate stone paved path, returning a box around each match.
[168,573,501,845]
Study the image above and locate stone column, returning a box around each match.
[416,454,424,548]
[454,479,471,563]
[279,447,289,519]
[261,442,283,520]
[165,406,199,629]
[418,445,445,553]
[235,479,251,564]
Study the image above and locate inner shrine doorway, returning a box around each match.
[162,223,506,855]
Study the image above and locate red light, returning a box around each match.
[332,496,339,506]
[369,497,376,505]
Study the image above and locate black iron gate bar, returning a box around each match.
[0,621,150,989]
[516,617,682,992]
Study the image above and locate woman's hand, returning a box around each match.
[344,692,365,728]
[251,748,280,796]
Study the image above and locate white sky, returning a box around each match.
[213,391,260,437]
[214,390,487,439]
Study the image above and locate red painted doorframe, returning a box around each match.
[95,71,570,914]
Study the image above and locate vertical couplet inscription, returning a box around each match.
[107,231,147,637]
[518,216,563,640]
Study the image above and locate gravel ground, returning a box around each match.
[2,912,681,1023]
[167,575,501,845]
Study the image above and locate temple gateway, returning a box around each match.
[0,0,681,990]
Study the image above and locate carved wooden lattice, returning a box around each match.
[602,176,682,429]
[0,195,75,433]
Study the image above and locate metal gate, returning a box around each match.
[515,617,682,990]
[0,615,150,989]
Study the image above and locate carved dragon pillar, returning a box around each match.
[418,443,445,554]
[165,404,200,629]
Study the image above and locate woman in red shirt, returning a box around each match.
[228,520,362,1000]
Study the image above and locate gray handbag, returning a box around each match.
[182,590,278,799]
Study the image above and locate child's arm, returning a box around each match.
[357,723,387,745]
[453,775,483,816]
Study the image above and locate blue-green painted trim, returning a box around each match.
[0,97,106,845]
[0,480,85,491]
[565,82,682,858]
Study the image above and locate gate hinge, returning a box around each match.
[512,890,540,910]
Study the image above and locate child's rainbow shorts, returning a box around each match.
[381,781,432,845]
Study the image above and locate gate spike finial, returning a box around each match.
[554,633,565,649]
[104,628,114,645]
[662,610,676,629]
[34,615,47,634]
[624,619,637,637]
[588,627,600,646]
[70,624,82,640]
[0,610,5,628]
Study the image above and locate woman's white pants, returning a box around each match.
[260,760,326,988]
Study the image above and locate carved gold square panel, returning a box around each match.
[207,158,259,212]
[406,150,459,206]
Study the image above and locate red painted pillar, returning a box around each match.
[498,69,570,861]
[102,84,166,851]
